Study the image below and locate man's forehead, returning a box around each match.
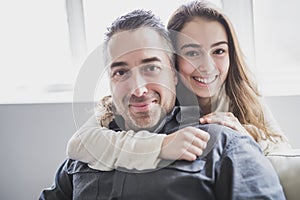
[107,28,170,61]
[110,49,170,69]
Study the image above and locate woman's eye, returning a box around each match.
[213,49,225,55]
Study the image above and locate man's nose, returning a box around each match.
[131,73,148,97]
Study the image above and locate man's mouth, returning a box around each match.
[129,99,158,112]
[193,75,218,85]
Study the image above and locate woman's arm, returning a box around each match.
[67,116,209,170]
[67,95,165,170]
[67,116,165,171]
[67,96,210,171]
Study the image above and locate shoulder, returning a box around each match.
[197,124,262,158]
[61,159,98,175]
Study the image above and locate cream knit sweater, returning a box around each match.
[67,92,290,171]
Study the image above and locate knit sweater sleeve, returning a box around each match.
[66,96,165,171]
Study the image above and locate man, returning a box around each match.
[40,10,285,199]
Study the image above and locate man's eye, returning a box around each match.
[145,65,160,72]
[185,51,199,57]
[115,70,126,76]
[141,65,162,75]
[111,69,129,80]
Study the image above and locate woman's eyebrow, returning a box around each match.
[180,41,228,50]
[211,41,228,47]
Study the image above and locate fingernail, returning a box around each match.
[206,134,210,141]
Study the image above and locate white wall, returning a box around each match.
[265,96,300,148]
[0,102,93,200]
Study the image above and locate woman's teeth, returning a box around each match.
[193,76,217,84]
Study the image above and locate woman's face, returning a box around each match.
[176,17,230,99]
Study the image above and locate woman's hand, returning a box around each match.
[200,112,248,135]
[159,127,210,161]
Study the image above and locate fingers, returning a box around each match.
[195,129,210,142]
[178,144,203,161]
[178,140,205,161]
[183,126,210,142]
[200,112,234,121]
[192,136,207,149]
[187,142,203,156]
[199,112,238,129]
[219,120,236,130]
[179,151,197,161]
[199,112,249,135]
[159,126,210,161]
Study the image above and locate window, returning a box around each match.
[0,0,75,104]
[253,0,300,96]
[3,0,299,104]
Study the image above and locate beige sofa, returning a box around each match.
[265,96,300,199]
[267,149,300,200]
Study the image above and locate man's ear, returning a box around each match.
[173,68,178,85]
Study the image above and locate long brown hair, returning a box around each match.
[167,0,281,141]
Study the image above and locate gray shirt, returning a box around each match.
[40,106,285,200]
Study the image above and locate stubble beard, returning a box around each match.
[126,108,165,132]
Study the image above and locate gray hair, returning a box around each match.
[103,9,175,66]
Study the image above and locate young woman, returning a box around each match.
[167,0,290,150]
[67,0,290,171]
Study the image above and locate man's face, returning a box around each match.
[107,28,177,131]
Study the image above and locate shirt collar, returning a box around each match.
[109,106,201,134]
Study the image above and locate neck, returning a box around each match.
[197,94,219,115]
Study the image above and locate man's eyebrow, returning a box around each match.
[180,43,201,50]
[141,57,162,64]
[110,61,127,69]
[110,57,162,69]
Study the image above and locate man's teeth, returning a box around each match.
[193,76,216,84]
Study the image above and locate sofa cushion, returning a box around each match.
[267,149,300,200]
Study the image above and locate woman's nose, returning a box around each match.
[196,53,216,73]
